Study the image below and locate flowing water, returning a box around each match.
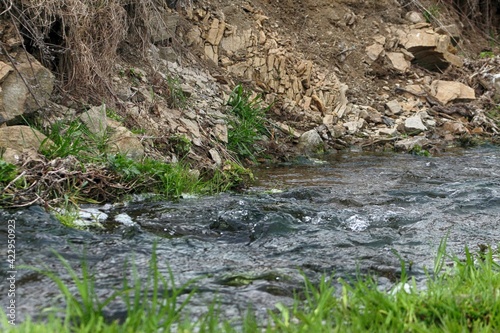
[1,146,499,323]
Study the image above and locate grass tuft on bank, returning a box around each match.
[0,113,252,211]
[2,242,500,332]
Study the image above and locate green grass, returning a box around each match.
[2,241,500,332]
[40,119,108,161]
[227,85,270,161]
[3,115,251,212]
[0,159,18,184]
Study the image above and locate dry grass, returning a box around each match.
[1,154,128,208]
[3,0,184,105]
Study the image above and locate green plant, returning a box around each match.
[3,241,500,332]
[486,106,500,126]
[480,50,495,58]
[40,119,109,161]
[105,108,123,122]
[423,4,440,23]
[409,144,431,157]
[165,75,187,109]
[107,154,203,198]
[0,160,18,184]
[226,85,270,161]
[169,134,191,157]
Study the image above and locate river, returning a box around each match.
[1,145,499,323]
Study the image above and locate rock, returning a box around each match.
[441,121,468,134]
[0,53,54,124]
[404,115,427,132]
[180,118,200,138]
[378,127,399,136]
[401,28,462,70]
[385,100,403,115]
[0,61,13,83]
[435,24,461,44]
[276,122,302,139]
[405,11,425,24]
[150,12,179,44]
[394,136,429,151]
[106,122,144,160]
[343,119,365,134]
[298,129,324,155]
[386,52,411,72]
[79,104,108,138]
[0,125,53,163]
[214,123,228,143]
[209,148,222,165]
[366,43,384,62]
[429,80,475,105]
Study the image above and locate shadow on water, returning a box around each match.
[1,146,499,322]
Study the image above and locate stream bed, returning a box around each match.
[1,146,499,323]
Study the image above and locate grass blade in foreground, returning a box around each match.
[1,244,500,332]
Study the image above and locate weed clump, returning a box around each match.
[226,85,270,161]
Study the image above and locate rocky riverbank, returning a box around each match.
[1,0,499,207]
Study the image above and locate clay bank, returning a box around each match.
[0,0,499,207]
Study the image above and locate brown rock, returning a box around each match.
[0,61,13,83]
[442,121,468,134]
[386,52,411,72]
[0,53,54,124]
[107,124,145,160]
[366,43,384,62]
[0,125,53,161]
[430,80,475,105]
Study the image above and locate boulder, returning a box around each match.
[298,129,324,155]
[441,121,468,134]
[106,121,144,160]
[149,12,179,44]
[0,125,53,163]
[405,11,425,24]
[429,80,475,105]
[394,136,429,151]
[0,53,54,124]
[343,119,365,134]
[401,28,462,70]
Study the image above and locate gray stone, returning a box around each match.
[405,11,425,24]
[180,118,200,138]
[404,115,427,132]
[378,127,399,136]
[343,119,365,134]
[0,53,54,124]
[298,129,324,155]
[385,100,403,115]
[209,148,222,166]
[79,104,107,138]
[394,136,429,151]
